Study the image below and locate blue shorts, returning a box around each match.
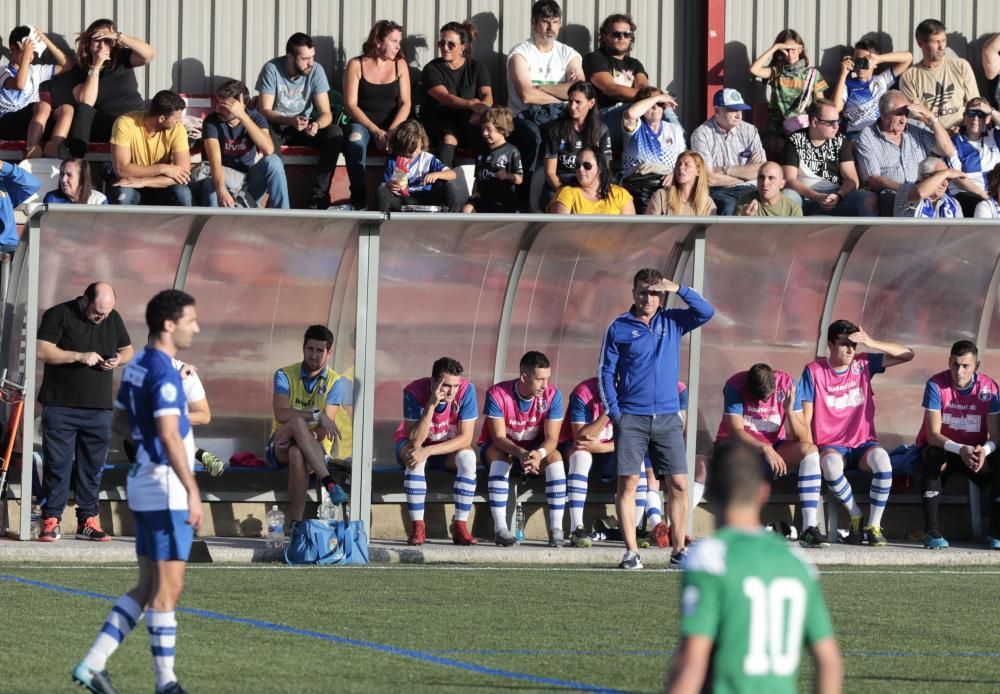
[395,440,451,471]
[133,509,194,562]
[265,434,281,468]
[822,442,881,469]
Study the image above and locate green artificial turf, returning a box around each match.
[2,564,999,693]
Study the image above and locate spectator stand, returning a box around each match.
[0,93,478,210]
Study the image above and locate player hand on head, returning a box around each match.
[848,326,870,346]
[431,377,450,405]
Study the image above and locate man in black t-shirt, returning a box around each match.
[194,79,290,208]
[583,13,673,152]
[780,98,876,216]
[36,282,133,542]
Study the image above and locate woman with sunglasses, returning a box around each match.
[547,145,634,215]
[940,97,1000,216]
[832,39,911,140]
[541,81,611,211]
[421,21,493,168]
[56,18,156,157]
[619,86,686,213]
[750,29,829,160]
[646,151,715,216]
[343,19,412,209]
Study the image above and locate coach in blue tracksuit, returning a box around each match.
[599,267,714,570]
[0,160,40,254]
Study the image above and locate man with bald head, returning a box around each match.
[855,89,953,215]
[734,161,803,216]
[37,282,134,542]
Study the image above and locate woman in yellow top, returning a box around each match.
[547,146,636,215]
[645,150,716,216]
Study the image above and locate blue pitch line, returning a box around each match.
[0,575,624,693]
[430,648,673,657]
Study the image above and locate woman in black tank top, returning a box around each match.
[343,20,412,209]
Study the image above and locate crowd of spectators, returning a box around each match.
[3,4,1000,218]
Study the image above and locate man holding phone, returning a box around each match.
[36,281,133,542]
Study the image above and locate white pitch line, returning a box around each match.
[6,564,1000,575]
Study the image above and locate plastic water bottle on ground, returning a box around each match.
[514,503,525,543]
[266,505,285,547]
[30,504,41,540]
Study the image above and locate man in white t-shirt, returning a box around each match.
[505,0,582,210]
[121,357,225,476]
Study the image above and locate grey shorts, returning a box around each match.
[613,412,687,477]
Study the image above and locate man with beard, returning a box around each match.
[268,325,350,526]
[255,32,342,209]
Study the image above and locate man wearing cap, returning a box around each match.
[691,88,767,215]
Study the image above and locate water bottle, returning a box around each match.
[266,505,285,547]
[30,504,41,541]
[514,503,525,543]
[317,488,332,521]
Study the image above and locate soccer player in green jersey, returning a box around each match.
[665,441,843,694]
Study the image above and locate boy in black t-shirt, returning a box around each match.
[463,107,523,213]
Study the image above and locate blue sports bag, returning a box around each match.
[284,519,369,565]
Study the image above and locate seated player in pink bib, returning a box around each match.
[394,357,479,546]
[559,378,703,549]
[714,363,823,547]
[794,320,914,547]
[916,340,1000,550]
[479,351,565,547]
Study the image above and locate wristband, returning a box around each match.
[984,441,997,456]
[943,440,963,455]
[311,408,321,423]
[537,447,547,460]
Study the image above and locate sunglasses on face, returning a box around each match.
[815,117,839,126]
[438,40,458,49]
[610,31,633,39]
[965,110,989,119]
[576,161,596,171]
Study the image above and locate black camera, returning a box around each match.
[853,57,869,70]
